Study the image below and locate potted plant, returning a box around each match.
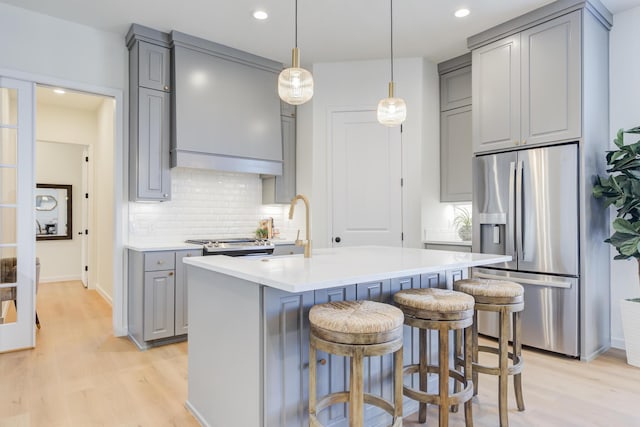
[593,126,640,367]
[453,207,472,242]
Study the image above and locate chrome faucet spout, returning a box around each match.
[288,194,312,258]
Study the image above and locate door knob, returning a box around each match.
[335,237,341,243]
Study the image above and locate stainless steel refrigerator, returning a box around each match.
[472,143,580,357]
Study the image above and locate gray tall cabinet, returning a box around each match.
[127,25,172,202]
[438,54,472,202]
[468,0,612,360]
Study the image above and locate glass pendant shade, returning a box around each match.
[377,82,406,127]
[279,48,314,105]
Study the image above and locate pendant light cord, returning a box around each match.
[390,0,394,82]
[295,0,298,48]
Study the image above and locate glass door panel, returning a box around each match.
[0,77,34,351]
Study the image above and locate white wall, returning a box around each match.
[95,99,116,301]
[609,5,640,349]
[0,3,126,90]
[36,103,98,283]
[128,168,303,243]
[308,58,423,249]
[307,57,453,249]
[35,141,85,282]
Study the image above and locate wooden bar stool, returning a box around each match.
[309,300,404,427]
[453,279,525,427]
[393,288,475,427]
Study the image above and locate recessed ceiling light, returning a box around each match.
[53,88,66,95]
[455,8,470,18]
[253,10,268,20]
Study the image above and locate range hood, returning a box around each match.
[170,31,283,175]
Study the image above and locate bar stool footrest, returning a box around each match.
[402,364,474,406]
[475,345,524,375]
[313,391,402,427]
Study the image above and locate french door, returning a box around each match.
[0,77,35,352]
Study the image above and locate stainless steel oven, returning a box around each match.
[185,238,275,257]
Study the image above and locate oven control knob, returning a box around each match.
[213,241,220,248]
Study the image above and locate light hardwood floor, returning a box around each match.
[1,281,639,426]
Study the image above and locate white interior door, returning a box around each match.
[0,77,35,352]
[331,110,403,247]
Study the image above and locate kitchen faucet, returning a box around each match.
[288,194,311,258]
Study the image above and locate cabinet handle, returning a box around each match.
[163,193,169,198]
[522,139,527,145]
[163,85,169,91]
[318,358,327,366]
[157,260,164,264]
[187,254,192,257]
[514,140,519,146]
[168,272,174,276]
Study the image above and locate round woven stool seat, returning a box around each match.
[309,300,404,345]
[393,288,475,320]
[454,278,524,304]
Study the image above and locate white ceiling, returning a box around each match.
[2,0,638,66]
[36,86,108,111]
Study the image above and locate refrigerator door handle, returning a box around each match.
[507,161,516,259]
[473,272,572,289]
[516,160,524,261]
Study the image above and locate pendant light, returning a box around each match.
[377,0,406,126]
[278,0,314,105]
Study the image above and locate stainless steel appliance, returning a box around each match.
[185,238,275,257]
[472,143,580,356]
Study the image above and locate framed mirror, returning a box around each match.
[35,184,72,241]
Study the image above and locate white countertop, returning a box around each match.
[423,240,472,247]
[125,242,203,251]
[183,246,511,293]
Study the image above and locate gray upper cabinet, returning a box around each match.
[440,65,472,111]
[472,11,581,153]
[520,11,581,147]
[263,105,296,204]
[127,25,172,202]
[439,55,472,202]
[472,35,520,153]
[138,41,171,92]
[133,88,171,201]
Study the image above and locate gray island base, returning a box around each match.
[183,246,510,427]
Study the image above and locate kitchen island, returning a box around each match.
[183,246,510,427]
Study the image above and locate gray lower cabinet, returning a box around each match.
[264,287,313,427]
[128,249,198,349]
[263,270,468,426]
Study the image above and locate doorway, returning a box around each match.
[34,84,114,310]
[330,109,403,247]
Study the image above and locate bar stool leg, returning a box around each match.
[464,324,474,427]
[309,341,318,421]
[439,327,449,427]
[350,349,364,427]
[394,346,404,425]
[498,308,509,427]
[451,329,463,413]
[513,311,525,411]
[419,328,428,424]
[472,310,479,396]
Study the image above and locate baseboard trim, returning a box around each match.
[612,337,626,350]
[95,284,113,306]
[40,275,82,283]
[185,400,211,427]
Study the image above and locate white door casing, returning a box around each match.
[330,109,403,247]
[0,77,35,352]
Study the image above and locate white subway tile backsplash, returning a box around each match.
[128,168,303,244]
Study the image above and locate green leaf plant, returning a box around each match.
[593,126,640,280]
